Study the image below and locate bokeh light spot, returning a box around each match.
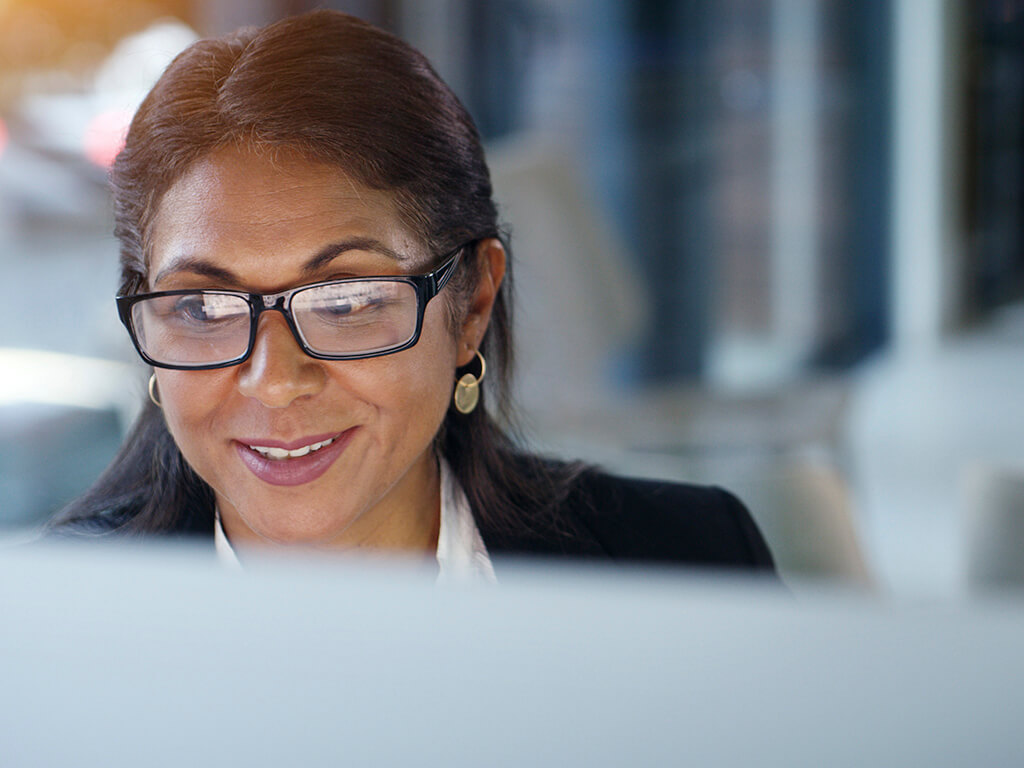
[83,108,131,168]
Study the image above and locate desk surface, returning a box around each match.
[2,542,1021,767]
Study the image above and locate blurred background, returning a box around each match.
[1,0,1022,599]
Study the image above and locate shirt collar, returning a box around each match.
[213,510,243,569]
[435,456,496,584]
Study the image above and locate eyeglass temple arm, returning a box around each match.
[430,243,469,295]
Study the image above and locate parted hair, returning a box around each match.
[53,10,579,541]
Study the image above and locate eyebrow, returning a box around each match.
[303,237,408,273]
[151,237,409,287]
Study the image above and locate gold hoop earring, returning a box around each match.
[453,350,486,415]
[148,374,162,408]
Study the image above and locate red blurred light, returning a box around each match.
[83,108,131,168]
[0,118,8,159]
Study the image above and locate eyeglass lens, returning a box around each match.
[130,280,420,366]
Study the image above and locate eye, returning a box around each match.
[322,295,384,317]
[173,295,211,322]
[302,283,396,324]
[169,293,248,324]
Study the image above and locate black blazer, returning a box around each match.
[478,467,775,573]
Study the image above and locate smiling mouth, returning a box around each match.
[246,437,337,460]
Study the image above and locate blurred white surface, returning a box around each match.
[0,347,137,420]
[1,542,1021,767]
[844,313,1024,597]
[964,463,1024,590]
[0,348,142,527]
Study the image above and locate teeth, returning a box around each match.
[248,437,335,460]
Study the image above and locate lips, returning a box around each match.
[234,428,356,486]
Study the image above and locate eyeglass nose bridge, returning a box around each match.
[257,290,290,310]
[247,291,305,349]
[250,290,294,323]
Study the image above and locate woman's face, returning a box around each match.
[147,146,498,552]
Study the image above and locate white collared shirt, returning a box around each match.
[214,458,496,583]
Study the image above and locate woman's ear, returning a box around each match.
[456,238,506,367]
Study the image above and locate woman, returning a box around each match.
[51,10,774,579]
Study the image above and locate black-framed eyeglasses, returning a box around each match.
[116,243,467,370]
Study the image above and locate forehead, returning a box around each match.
[147,146,425,287]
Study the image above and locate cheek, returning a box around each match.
[155,371,233,455]
[332,312,458,447]
[336,326,457,427]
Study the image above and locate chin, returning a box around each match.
[241,505,354,548]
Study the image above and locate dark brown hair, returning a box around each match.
[53,10,579,543]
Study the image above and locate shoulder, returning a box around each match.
[564,469,774,570]
[478,459,774,573]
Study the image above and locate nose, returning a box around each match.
[236,312,326,407]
